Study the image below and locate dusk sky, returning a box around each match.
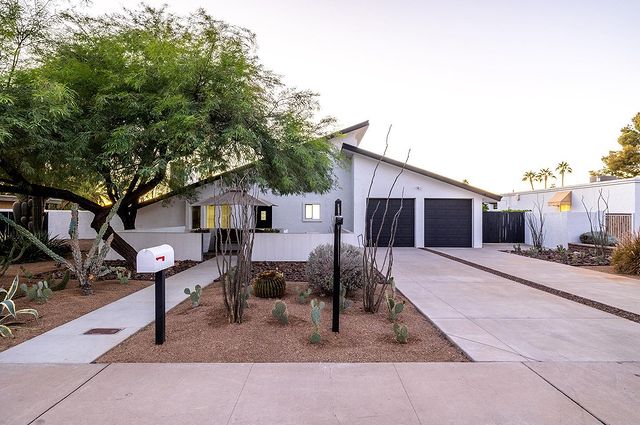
[91,0,640,194]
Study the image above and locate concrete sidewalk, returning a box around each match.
[0,258,222,363]
[392,249,640,362]
[434,246,640,315]
[5,361,639,425]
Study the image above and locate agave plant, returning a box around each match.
[0,199,122,295]
[1,276,39,337]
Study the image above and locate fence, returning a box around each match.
[483,211,525,243]
[606,213,633,240]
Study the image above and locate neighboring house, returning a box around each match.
[499,176,640,248]
[116,121,500,260]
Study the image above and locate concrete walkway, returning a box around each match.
[434,246,640,315]
[392,249,640,362]
[0,258,222,363]
[4,361,639,425]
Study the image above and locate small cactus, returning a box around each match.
[385,279,404,322]
[49,270,71,291]
[252,270,286,298]
[113,267,131,284]
[393,323,409,344]
[184,285,202,307]
[271,300,288,325]
[339,285,352,313]
[20,280,53,303]
[309,299,325,344]
[297,287,312,304]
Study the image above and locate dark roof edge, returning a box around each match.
[341,144,502,201]
[325,120,369,140]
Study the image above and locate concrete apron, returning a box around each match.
[4,361,639,425]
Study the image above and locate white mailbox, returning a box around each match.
[136,244,175,273]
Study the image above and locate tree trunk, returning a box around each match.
[118,203,138,230]
[90,210,137,269]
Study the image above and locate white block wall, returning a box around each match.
[252,232,359,261]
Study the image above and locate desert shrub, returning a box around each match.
[611,233,640,275]
[307,243,363,295]
[0,231,69,263]
[579,231,617,247]
[252,270,286,298]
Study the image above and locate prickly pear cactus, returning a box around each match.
[20,281,53,303]
[252,270,286,298]
[385,292,405,322]
[49,270,71,291]
[309,299,325,344]
[271,300,288,325]
[393,323,409,344]
[184,284,202,307]
[339,285,352,313]
[297,287,312,304]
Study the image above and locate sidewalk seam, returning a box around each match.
[522,362,607,425]
[27,363,111,424]
[392,363,423,425]
[224,362,254,425]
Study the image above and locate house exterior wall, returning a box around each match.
[351,155,485,248]
[501,178,640,247]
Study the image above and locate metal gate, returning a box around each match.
[482,211,524,243]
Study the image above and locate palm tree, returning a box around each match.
[522,171,537,190]
[538,168,556,189]
[555,161,572,187]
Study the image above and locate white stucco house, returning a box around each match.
[109,121,500,260]
[499,176,640,248]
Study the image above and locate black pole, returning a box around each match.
[155,270,166,345]
[332,199,343,333]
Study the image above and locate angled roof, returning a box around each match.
[341,143,502,201]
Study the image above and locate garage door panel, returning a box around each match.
[424,198,472,247]
[366,198,415,247]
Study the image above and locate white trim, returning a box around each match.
[302,202,322,222]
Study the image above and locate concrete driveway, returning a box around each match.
[392,249,640,362]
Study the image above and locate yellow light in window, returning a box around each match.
[260,210,267,221]
[560,204,571,212]
[206,205,216,228]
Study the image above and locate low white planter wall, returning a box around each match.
[105,230,203,261]
[252,232,359,262]
[524,212,593,248]
[46,210,125,240]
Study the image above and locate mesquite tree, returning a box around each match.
[0,5,336,267]
[360,126,410,313]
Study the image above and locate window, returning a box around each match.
[303,203,321,221]
[191,206,201,229]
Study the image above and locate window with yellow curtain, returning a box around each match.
[206,205,231,228]
[206,205,216,228]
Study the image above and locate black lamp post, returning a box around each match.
[332,199,342,332]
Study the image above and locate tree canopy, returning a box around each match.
[599,112,640,178]
[0,4,337,264]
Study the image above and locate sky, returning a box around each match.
[89,0,640,194]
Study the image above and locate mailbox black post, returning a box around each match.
[155,270,166,345]
[332,199,342,333]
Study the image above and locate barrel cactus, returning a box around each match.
[252,270,286,298]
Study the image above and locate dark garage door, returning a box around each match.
[366,198,415,247]
[424,199,472,247]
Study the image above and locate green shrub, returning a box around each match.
[307,243,363,295]
[252,270,286,298]
[612,233,640,275]
[271,300,288,324]
[113,267,131,284]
